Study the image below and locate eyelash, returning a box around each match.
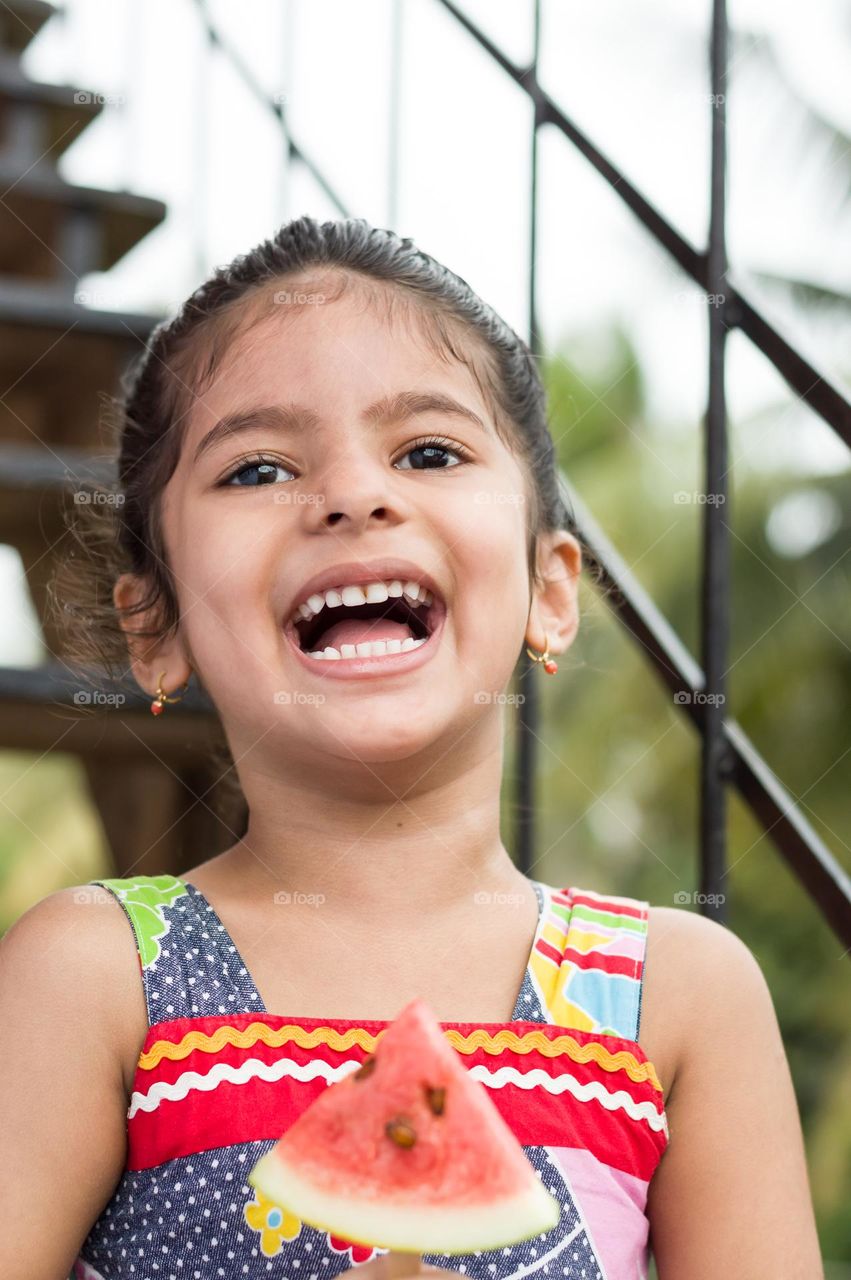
[218,435,473,486]
[400,435,473,466]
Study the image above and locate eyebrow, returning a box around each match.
[192,390,489,463]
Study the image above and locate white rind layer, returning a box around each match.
[248,1152,560,1255]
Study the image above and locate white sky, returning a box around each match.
[4,0,850,664]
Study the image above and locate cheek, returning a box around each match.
[455,485,527,580]
[167,515,279,656]
[171,492,278,597]
[444,490,529,653]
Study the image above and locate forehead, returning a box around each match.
[185,280,492,440]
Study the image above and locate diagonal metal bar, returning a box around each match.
[565,483,851,950]
[726,290,851,442]
[723,722,851,949]
[434,0,851,446]
[191,0,350,218]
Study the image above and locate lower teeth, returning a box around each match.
[307,636,427,660]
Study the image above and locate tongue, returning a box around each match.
[316,616,416,650]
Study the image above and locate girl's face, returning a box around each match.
[156,288,554,767]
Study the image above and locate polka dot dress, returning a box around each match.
[70,875,664,1279]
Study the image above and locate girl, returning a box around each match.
[0,217,822,1279]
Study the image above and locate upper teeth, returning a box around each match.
[293,579,434,625]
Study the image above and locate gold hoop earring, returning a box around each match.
[150,670,190,716]
[525,633,558,675]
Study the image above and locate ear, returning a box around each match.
[113,572,192,698]
[526,529,582,656]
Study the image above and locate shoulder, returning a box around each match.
[1,884,150,1095]
[3,881,139,952]
[640,906,823,1271]
[0,888,147,1272]
[640,904,771,1101]
[644,902,765,987]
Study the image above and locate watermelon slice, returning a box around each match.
[248,997,560,1254]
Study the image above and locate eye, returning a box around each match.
[395,436,471,471]
[219,454,295,487]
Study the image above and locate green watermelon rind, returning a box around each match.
[247,1150,561,1255]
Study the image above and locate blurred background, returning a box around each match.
[0,0,848,1268]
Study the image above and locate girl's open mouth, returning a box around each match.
[281,579,447,679]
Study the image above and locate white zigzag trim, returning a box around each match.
[467,1065,668,1132]
[129,1055,666,1134]
[128,1055,361,1119]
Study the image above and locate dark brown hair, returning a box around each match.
[49,215,581,825]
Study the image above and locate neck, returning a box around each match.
[210,729,532,931]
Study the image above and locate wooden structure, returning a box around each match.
[0,0,238,877]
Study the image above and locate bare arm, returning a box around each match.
[646,907,823,1278]
[0,888,142,1278]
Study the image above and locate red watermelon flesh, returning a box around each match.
[248,997,560,1254]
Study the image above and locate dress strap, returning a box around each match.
[529,884,650,1040]
[90,875,264,1027]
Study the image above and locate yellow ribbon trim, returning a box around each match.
[138,1021,662,1092]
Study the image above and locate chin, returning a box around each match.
[317,709,452,766]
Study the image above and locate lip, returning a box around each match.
[281,556,448,681]
[284,598,447,680]
[284,557,446,628]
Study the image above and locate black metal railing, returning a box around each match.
[188,0,851,949]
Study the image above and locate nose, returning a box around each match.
[304,451,406,534]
